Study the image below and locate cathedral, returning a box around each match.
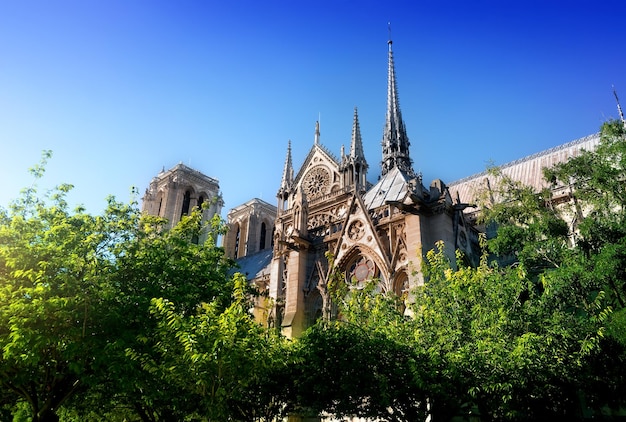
[222,38,481,337]
[142,37,602,338]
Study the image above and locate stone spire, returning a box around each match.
[350,107,365,160]
[278,140,294,200]
[340,107,369,191]
[381,34,414,177]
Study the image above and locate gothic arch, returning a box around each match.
[259,217,275,250]
[229,221,242,259]
[336,245,387,289]
[155,190,165,217]
[391,268,410,297]
[305,290,323,327]
[179,186,199,220]
[259,221,266,251]
[196,191,212,209]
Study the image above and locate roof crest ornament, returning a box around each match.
[314,120,320,145]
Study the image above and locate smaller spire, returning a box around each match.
[278,140,294,198]
[340,107,368,191]
[350,107,365,160]
[314,120,320,145]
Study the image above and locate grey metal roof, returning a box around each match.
[363,166,411,209]
[448,133,601,205]
[233,249,273,280]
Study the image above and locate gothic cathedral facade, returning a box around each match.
[223,39,479,337]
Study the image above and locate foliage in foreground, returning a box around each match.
[415,241,609,420]
[3,119,626,421]
[0,151,277,421]
[471,119,626,418]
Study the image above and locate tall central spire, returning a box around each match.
[381,31,414,177]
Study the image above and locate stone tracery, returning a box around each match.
[302,166,331,199]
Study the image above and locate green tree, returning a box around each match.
[285,265,429,421]
[542,119,626,412]
[475,166,570,273]
[0,152,247,421]
[290,319,428,422]
[127,273,288,421]
[0,152,139,422]
[99,210,239,421]
[414,241,608,420]
[468,119,626,417]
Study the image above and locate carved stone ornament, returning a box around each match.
[348,219,365,241]
[303,166,330,199]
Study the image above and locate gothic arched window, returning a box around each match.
[234,226,241,258]
[260,222,267,251]
[180,190,191,220]
[393,271,409,297]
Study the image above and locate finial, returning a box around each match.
[388,22,392,48]
[314,120,320,144]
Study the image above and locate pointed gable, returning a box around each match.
[292,130,342,202]
[333,194,390,274]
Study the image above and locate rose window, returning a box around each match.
[347,256,376,289]
[303,166,330,199]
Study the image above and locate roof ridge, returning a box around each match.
[448,132,600,186]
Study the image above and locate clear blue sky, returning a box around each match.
[1,1,625,217]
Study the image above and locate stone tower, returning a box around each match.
[223,198,277,260]
[141,163,223,242]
